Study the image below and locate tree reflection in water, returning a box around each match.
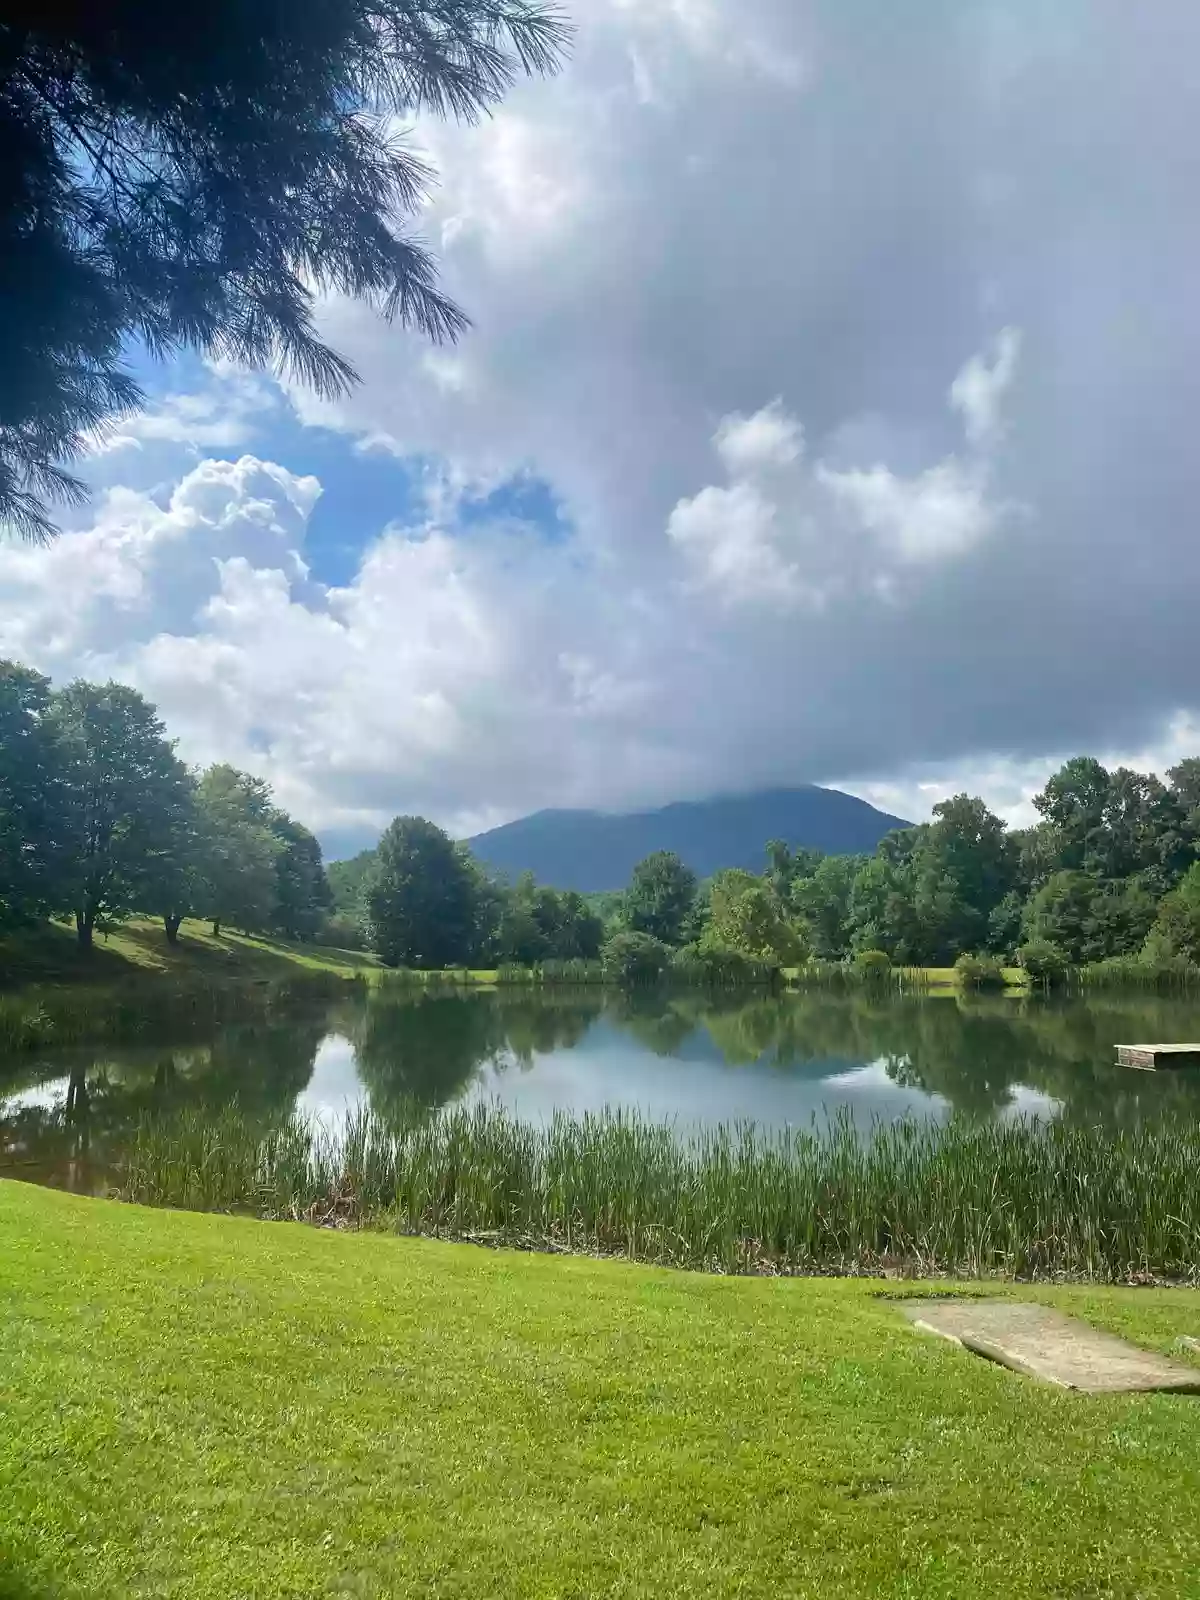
[0,1010,328,1190]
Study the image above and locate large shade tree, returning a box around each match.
[49,679,191,946]
[703,868,808,966]
[0,0,568,538]
[623,851,698,947]
[193,765,281,938]
[0,658,67,924]
[365,815,481,968]
[270,814,333,941]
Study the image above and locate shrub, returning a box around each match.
[853,949,892,982]
[601,931,673,988]
[953,952,1006,991]
[671,942,779,988]
[1017,938,1069,987]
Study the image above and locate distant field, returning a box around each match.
[3,1182,1200,1599]
[913,966,1029,990]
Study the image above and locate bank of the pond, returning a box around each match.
[0,915,379,988]
[117,1102,1200,1283]
[3,1180,1200,1600]
[0,918,381,1053]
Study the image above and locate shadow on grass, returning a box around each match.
[0,1565,65,1600]
[0,921,136,987]
[1,918,375,993]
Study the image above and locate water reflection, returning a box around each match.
[5,987,1200,1191]
[0,1012,328,1192]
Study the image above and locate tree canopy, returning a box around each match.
[623,851,698,946]
[0,0,568,538]
[50,679,192,946]
[365,816,481,968]
[0,660,65,925]
[0,656,334,945]
[6,647,1200,985]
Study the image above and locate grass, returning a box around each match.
[918,965,1027,990]
[0,919,386,1055]
[2,1181,1200,1599]
[118,1102,1200,1282]
[0,920,379,1057]
[0,916,380,988]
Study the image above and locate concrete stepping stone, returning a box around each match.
[899,1299,1200,1394]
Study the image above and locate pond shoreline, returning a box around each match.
[185,1200,1200,1290]
[109,1100,1200,1285]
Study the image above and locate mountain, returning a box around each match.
[464,787,910,893]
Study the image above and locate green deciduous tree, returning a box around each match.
[152,780,203,944]
[366,816,481,968]
[790,853,861,959]
[704,869,808,967]
[270,814,332,941]
[193,765,281,937]
[494,873,604,964]
[0,659,67,924]
[327,849,377,915]
[1168,758,1200,827]
[1099,768,1190,893]
[1021,871,1097,965]
[1146,863,1200,964]
[764,839,824,902]
[49,679,191,946]
[0,0,568,538]
[1019,870,1154,966]
[987,889,1025,958]
[912,794,1017,961]
[1033,757,1113,874]
[623,851,697,946]
[846,855,921,964]
[601,930,673,988]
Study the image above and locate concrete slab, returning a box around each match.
[899,1299,1200,1394]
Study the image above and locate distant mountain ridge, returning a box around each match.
[464,786,910,893]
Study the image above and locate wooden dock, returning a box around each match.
[1116,1043,1200,1071]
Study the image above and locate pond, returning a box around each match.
[5,986,1200,1194]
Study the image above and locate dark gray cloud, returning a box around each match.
[4,0,1199,834]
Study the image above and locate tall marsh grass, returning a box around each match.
[1072,957,1200,993]
[118,1102,1200,1282]
[789,961,932,994]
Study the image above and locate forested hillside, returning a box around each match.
[465,788,910,892]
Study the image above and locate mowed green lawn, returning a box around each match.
[3,1184,1200,1599]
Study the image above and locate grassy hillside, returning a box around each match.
[2,1182,1200,1598]
[0,916,377,989]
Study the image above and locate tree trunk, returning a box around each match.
[164,913,182,945]
[75,909,94,950]
[211,918,221,937]
[65,1064,89,1118]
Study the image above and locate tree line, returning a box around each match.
[776,761,1200,979]
[8,651,1200,983]
[334,815,815,981]
[1,660,331,947]
[334,757,1200,983]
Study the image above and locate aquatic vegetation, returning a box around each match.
[119,1101,1200,1283]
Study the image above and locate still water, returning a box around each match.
[5,987,1200,1191]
